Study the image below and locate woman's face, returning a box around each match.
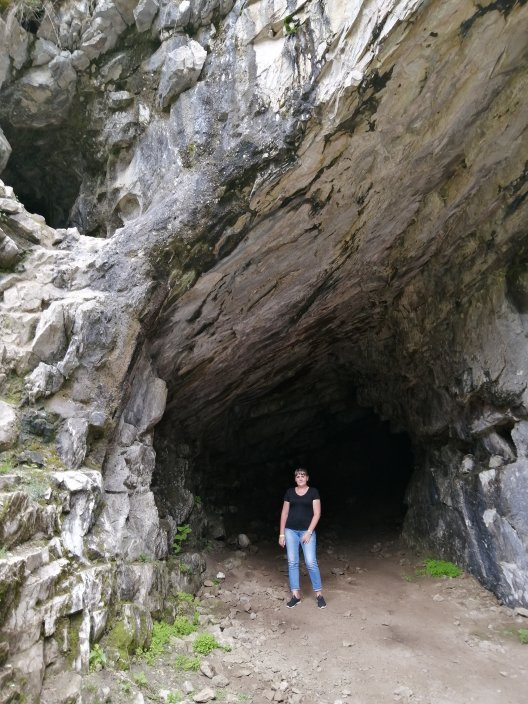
[295,471,308,487]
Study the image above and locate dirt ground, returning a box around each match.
[82,528,528,704]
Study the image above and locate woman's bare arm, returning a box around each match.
[279,501,289,546]
[302,499,321,543]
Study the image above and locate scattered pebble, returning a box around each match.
[200,661,216,679]
[393,685,414,701]
[212,674,230,688]
[238,534,251,548]
[193,687,216,703]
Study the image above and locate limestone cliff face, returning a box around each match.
[1,0,528,699]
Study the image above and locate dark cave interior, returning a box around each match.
[204,412,414,539]
[1,125,84,229]
[153,380,415,546]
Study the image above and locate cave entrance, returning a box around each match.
[153,390,415,549]
[0,124,84,229]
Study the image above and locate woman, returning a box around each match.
[279,468,326,608]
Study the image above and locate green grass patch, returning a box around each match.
[0,460,13,475]
[176,591,195,603]
[173,615,197,636]
[173,654,200,671]
[137,617,198,664]
[519,628,528,644]
[0,373,24,405]
[192,633,226,656]
[133,671,148,687]
[0,546,7,559]
[416,559,462,578]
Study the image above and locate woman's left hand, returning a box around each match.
[301,532,312,544]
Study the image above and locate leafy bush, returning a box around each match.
[173,616,196,636]
[136,617,197,664]
[173,654,200,671]
[172,524,191,555]
[89,644,107,671]
[283,14,299,35]
[192,633,222,656]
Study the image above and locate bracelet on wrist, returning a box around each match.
[279,534,285,537]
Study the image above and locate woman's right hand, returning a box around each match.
[279,535,286,548]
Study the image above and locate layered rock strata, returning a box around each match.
[0,0,528,699]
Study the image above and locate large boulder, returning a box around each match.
[157,38,207,108]
[5,56,77,128]
[134,0,159,32]
[0,229,18,269]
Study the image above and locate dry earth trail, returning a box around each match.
[82,527,527,704]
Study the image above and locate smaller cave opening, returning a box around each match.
[18,6,45,34]
[1,125,84,229]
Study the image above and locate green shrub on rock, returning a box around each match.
[89,644,107,671]
[192,633,222,656]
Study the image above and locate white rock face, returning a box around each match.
[134,0,159,32]
[157,39,207,107]
[0,400,18,449]
[31,38,61,67]
[0,231,18,267]
[9,56,77,127]
[52,470,103,558]
[0,124,10,171]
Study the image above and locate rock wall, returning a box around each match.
[1,0,528,699]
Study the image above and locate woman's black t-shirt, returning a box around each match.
[284,486,320,530]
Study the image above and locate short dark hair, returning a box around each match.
[294,468,308,475]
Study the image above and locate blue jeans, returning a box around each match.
[285,528,322,592]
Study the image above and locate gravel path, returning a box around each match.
[82,531,528,704]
